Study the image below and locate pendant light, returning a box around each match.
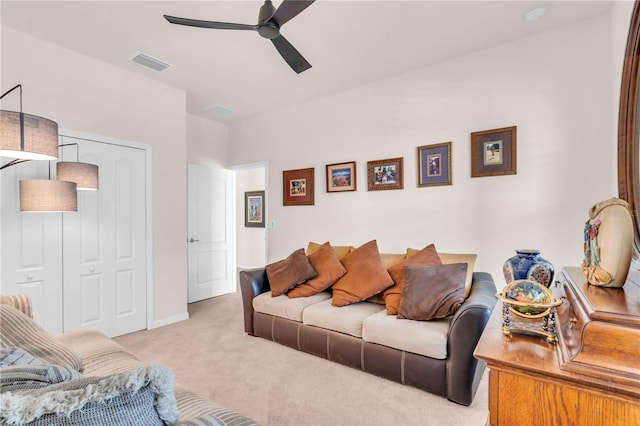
[0,83,78,212]
[56,143,99,190]
[0,84,59,165]
[19,179,77,212]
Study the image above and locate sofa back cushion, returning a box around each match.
[331,240,394,307]
[0,295,33,319]
[307,241,355,260]
[0,304,82,371]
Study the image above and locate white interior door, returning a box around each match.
[63,138,147,337]
[187,164,233,303]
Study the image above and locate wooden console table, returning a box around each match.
[474,267,640,426]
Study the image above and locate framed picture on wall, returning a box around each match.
[367,157,404,191]
[418,142,452,187]
[283,167,314,206]
[326,161,356,192]
[244,191,265,228]
[471,126,517,177]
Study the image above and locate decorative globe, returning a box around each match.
[502,279,555,318]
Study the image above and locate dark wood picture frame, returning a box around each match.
[283,167,314,206]
[326,161,356,192]
[418,142,452,187]
[367,157,404,191]
[471,126,517,177]
[244,190,265,228]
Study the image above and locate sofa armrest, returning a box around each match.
[239,268,270,335]
[445,272,497,405]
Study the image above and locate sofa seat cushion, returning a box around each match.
[55,329,145,376]
[302,299,385,338]
[175,386,258,425]
[253,291,331,322]
[361,310,451,359]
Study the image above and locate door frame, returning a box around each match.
[59,129,154,330]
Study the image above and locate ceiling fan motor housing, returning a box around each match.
[258,0,279,39]
[258,21,280,39]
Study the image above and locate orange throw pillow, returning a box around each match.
[288,242,347,298]
[331,240,394,307]
[383,244,442,315]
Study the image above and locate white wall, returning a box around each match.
[187,113,229,168]
[228,14,623,286]
[1,27,189,325]
[235,166,266,268]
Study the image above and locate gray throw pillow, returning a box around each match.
[0,364,179,426]
[0,347,40,366]
[0,364,82,392]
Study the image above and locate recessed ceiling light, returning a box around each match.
[524,5,547,22]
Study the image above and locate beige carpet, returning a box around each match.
[114,291,489,426]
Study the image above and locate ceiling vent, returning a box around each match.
[203,104,235,117]
[129,52,172,72]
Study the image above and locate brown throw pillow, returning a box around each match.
[288,242,346,298]
[331,240,394,307]
[383,244,442,315]
[408,249,477,299]
[266,248,317,297]
[0,304,82,371]
[397,263,467,320]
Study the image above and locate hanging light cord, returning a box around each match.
[0,84,22,107]
[0,84,25,171]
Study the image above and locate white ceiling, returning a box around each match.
[1,1,613,123]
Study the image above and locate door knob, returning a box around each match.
[189,238,200,243]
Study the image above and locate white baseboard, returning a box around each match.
[150,312,189,329]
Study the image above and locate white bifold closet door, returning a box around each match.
[62,137,147,337]
[0,158,65,334]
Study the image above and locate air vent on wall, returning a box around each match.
[203,104,235,117]
[129,52,172,72]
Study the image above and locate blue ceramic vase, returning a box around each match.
[502,249,554,287]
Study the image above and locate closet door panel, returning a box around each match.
[62,140,111,335]
[1,158,63,334]
[62,138,146,337]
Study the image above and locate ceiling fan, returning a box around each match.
[164,0,315,74]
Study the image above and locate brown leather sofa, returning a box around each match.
[239,268,497,406]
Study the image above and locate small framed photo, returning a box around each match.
[367,157,404,191]
[326,161,356,192]
[471,126,517,177]
[244,191,265,228]
[283,167,314,206]
[418,142,452,187]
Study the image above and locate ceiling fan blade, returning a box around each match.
[271,35,311,74]
[271,0,315,27]
[164,15,258,31]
